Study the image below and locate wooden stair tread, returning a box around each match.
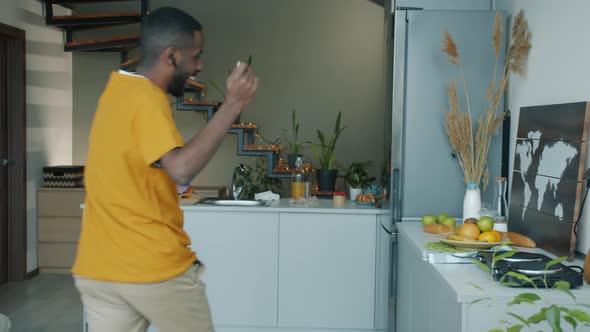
[182,100,221,106]
[120,56,140,68]
[52,12,141,20]
[242,144,280,152]
[231,122,257,129]
[272,167,292,174]
[187,80,206,89]
[66,33,140,48]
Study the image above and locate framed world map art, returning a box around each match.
[510,101,590,260]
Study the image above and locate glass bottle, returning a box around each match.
[492,177,509,232]
[291,156,307,199]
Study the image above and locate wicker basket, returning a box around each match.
[42,165,84,188]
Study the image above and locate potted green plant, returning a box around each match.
[233,157,282,199]
[339,161,376,199]
[310,111,345,192]
[280,109,310,169]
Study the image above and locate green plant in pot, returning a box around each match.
[310,111,345,192]
[280,109,310,169]
[233,157,282,199]
[339,161,376,200]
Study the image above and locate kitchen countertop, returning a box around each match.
[180,198,390,214]
[397,222,590,303]
[82,198,390,214]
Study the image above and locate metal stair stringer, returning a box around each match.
[177,94,289,179]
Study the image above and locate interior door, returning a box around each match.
[0,23,26,283]
[0,37,7,285]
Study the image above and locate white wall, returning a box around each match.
[496,0,590,254]
[0,0,73,272]
[73,0,386,192]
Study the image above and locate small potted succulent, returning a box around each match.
[339,161,376,199]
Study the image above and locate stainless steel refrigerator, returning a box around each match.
[389,9,507,224]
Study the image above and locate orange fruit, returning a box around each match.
[478,231,501,242]
[457,223,481,240]
[490,230,502,241]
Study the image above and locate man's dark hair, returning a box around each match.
[140,7,202,67]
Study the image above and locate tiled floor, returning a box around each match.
[1,273,396,332]
[0,274,82,332]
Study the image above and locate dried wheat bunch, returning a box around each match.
[442,10,532,188]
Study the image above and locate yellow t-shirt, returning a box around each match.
[72,71,196,283]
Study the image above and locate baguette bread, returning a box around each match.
[503,231,536,248]
[423,224,454,234]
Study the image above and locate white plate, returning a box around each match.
[352,200,377,205]
[439,234,505,250]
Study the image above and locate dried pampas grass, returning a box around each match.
[443,10,532,188]
[443,30,459,64]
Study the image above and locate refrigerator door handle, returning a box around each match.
[380,222,398,238]
[392,168,401,223]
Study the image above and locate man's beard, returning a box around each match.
[168,66,190,97]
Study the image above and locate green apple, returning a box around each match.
[476,216,494,232]
[438,213,449,224]
[440,217,456,228]
[422,215,437,225]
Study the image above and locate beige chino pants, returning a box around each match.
[74,263,214,332]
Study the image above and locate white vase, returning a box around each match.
[463,183,481,221]
[349,188,363,201]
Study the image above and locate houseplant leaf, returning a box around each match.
[470,297,493,305]
[553,281,575,300]
[470,258,491,274]
[507,325,523,332]
[493,251,517,266]
[567,309,590,322]
[545,305,562,332]
[508,293,541,306]
[527,308,547,324]
[563,316,577,330]
[507,313,529,327]
[546,257,567,270]
[208,80,226,98]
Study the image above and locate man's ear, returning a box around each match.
[162,47,179,66]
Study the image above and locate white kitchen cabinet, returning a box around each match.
[83,200,391,332]
[396,226,462,332]
[396,222,590,332]
[277,213,378,329]
[183,211,279,327]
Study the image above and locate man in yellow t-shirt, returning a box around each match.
[72,7,259,332]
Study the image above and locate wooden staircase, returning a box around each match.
[43,0,290,178]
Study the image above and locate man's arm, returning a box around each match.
[160,62,259,185]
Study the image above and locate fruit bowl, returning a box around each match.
[438,234,505,250]
[353,200,377,205]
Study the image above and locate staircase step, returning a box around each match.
[242,144,280,152]
[182,100,222,107]
[272,166,292,174]
[65,33,140,52]
[187,80,206,90]
[48,12,142,29]
[231,122,257,130]
[120,56,139,71]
